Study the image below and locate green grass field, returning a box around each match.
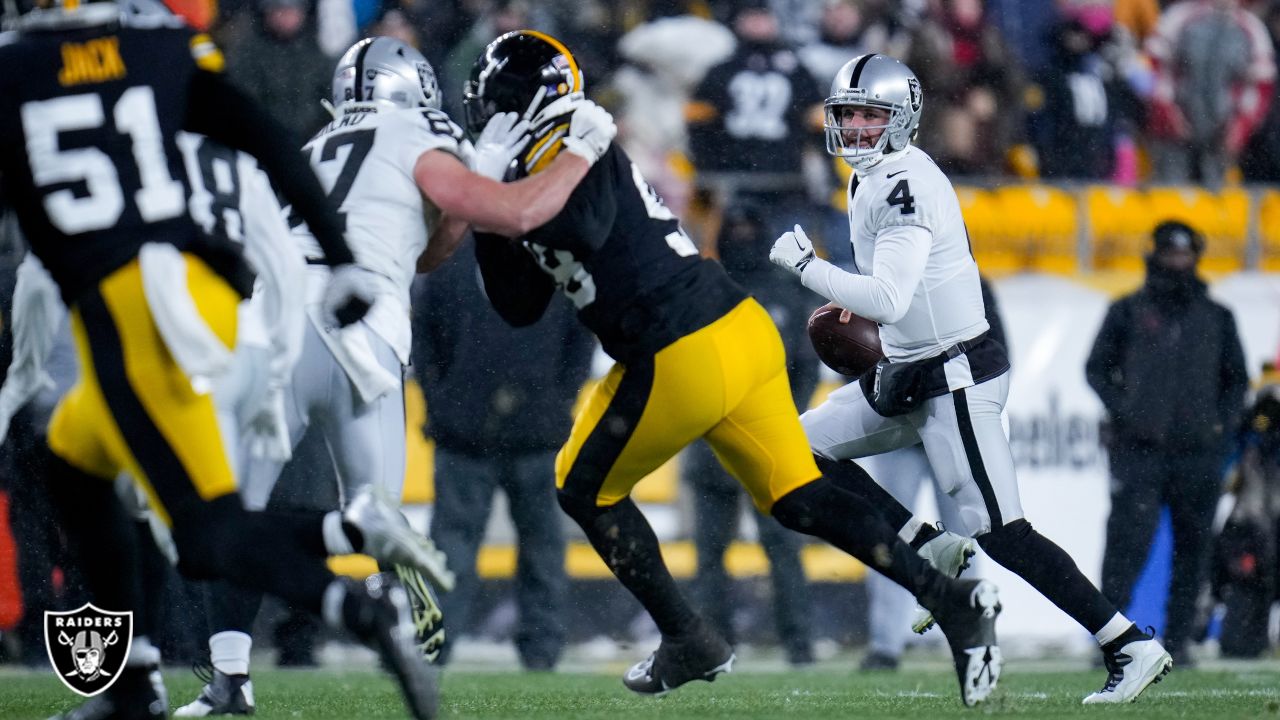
[3,662,1280,720]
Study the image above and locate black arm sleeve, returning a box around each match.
[474,232,555,327]
[183,70,354,266]
[1085,300,1127,414]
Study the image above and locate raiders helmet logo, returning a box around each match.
[907,77,922,113]
[45,604,133,697]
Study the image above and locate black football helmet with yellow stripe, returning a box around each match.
[463,30,584,176]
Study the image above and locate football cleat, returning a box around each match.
[391,566,446,663]
[174,666,255,716]
[340,574,439,720]
[1082,632,1172,704]
[344,487,455,592]
[623,624,735,697]
[931,578,1003,707]
[48,665,168,720]
[912,529,978,634]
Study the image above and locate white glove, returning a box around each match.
[321,263,378,328]
[561,99,617,166]
[244,383,292,462]
[769,224,816,277]
[471,111,531,180]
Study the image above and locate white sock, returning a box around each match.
[899,517,924,546]
[321,579,349,631]
[1094,612,1134,646]
[209,631,252,676]
[127,635,161,667]
[323,511,355,555]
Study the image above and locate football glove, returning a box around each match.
[562,100,617,166]
[769,224,816,276]
[471,111,531,181]
[321,263,378,328]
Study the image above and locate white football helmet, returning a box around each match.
[332,37,440,111]
[824,54,923,171]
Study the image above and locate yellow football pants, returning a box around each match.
[46,254,239,527]
[556,298,820,513]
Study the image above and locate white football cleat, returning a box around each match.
[912,529,978,633]
[344,487,455,592]
[1082,633,1173,704]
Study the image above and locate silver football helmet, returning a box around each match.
[332,37,440,111]
[824,54,923,171]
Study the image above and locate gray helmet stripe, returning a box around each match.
[848,53,876,89]
[353,39,374,101]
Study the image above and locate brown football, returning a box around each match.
[807,302,884,377]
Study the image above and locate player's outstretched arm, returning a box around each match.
[414,101,617,237]
[416,215,469,273]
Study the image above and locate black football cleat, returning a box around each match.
[341,575,439,720]
[930,578,1003,707]
[623,624,735,697]
[174,665,255,716]
[48,665,168,720]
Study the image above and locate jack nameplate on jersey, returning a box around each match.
[45,604,133,697]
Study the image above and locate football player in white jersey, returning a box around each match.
[176,35,618,716]
[770,54,1173,704]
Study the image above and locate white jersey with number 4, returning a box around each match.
[293,104,464,362]
[800,145,988,362]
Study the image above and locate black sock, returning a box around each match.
[44,454,143,615]
[771,479,948,608]
[206,579,263,636]
[132,520,168,640]
[910,522,941,551]
[559,495,701,638]
[979,519,1119,634]
[1103,624,1147,653]
[814,455,916,533]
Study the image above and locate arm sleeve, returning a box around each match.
[797,224,930,324]
[184,70,354,266]
[474,232,555,327]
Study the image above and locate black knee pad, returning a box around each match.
[170,496,246,580]
[977,518,1033,562]
[770,481,828,533]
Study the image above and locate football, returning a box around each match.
[807,303,884,377]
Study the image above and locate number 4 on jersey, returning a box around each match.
[887,178,916,215]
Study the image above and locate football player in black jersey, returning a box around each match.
[0,2,439,718]
[464,31,1005,706]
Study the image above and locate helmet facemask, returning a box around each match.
[824,54,923,172]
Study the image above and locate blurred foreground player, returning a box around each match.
[466,30,1003,707]
[0,3,445,718]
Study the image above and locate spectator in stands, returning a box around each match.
[686,0,826,239]
[440,0,533,119]
[1086,221,1249,668]
[1241,0,1280,182]
[905,0,1027,177]
[1030,8,1142,180]
[1145,0,1276,187]
[225,0,333,142]
[414,246,594,671]
[683,202,819,667]
[797,0,892,86]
